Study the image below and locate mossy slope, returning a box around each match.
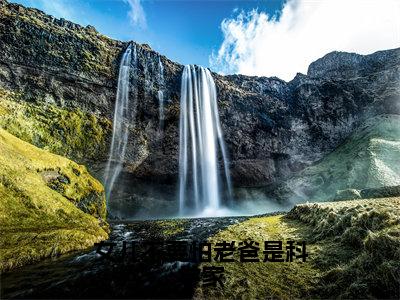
[287,114,400,201]
[0,88,111,161]
[195,197,400,299]
[0,128,108,271]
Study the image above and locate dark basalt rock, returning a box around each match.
[360,185,400,199]
[0,0,399,203]
[333,186,400,201]
[307,49,400,78]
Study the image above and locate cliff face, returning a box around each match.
[283,114,400,203]
[0,0,399,206]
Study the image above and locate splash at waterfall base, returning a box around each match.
[104,58,288,220]
[105,170,287,220]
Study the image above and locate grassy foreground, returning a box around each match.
[0,128,108,271]
[195,197,400,299]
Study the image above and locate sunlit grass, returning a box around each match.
[195,197,400,299]
[0,128,108,271]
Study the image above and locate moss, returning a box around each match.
[194,215,320,299]
[0,88,112,161]
[154,219,187,237]
[0,128,108,271]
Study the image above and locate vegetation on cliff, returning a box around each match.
[1,0,399,191]
[0,87,111,161]
[0,128,108,271]
[284,114,400,202]
[0,0,122,79]
[195,197,400,299]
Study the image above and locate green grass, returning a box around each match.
[287,197,400,299]
[154,219,187,237]
[195,215,319,299]
[195,197,400,299]
[0,88,111,161]
[0,128,108,271]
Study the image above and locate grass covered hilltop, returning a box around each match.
[0,128,108,271]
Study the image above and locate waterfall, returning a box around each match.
[178,65,233,215]
[158,56,165,130]
[104,44,137,201]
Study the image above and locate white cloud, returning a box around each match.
[123,0,147,29]
[35,0,76,22]
[211,0,400,81]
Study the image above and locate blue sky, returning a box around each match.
[10,1,399,79]
[11,0,285,67]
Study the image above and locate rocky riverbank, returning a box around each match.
[2,196,399,299]
[0,0,399,277]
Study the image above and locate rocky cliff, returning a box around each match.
[0,0,399,213]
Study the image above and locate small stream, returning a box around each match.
[1,216,248,299]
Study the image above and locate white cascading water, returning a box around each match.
[158,56,165,130]
[104,44,137,201]
[179,65,233,216]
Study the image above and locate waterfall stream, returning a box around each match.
[158,56,165,131]
[179,65,233,216]
[104,44,137,201]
